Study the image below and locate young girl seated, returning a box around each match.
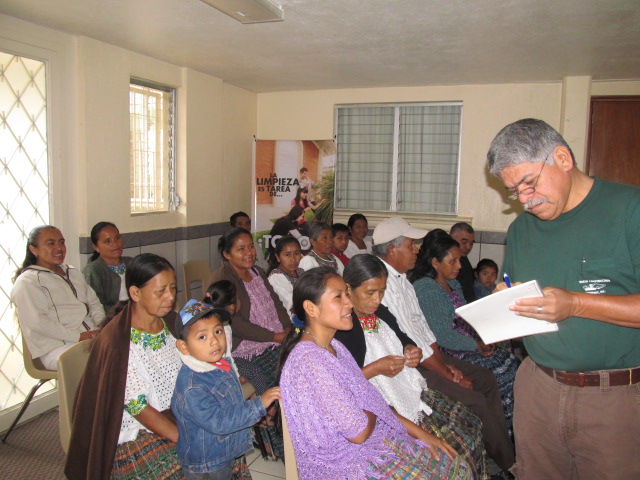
[473,259,499,299]
[278,267,471,480]
[267,235,304,316]
[171,299,280,479]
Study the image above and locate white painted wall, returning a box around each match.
[256,80,640,232]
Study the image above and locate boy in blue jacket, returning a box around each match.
[172,299,280,479]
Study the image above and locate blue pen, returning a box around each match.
[503,273,512,288]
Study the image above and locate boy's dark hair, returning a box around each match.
[475,258,499,275]
[179,310,225,340]
[331,223,349,236]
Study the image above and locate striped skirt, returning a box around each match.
[111,430,182,479]
[366,436,472,480]
[419,388,488,480]
[458,347,519,436]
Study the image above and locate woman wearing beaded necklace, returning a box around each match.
[278,267,470,480]
[298,222,345,275]
[336,254,489,479]
[83,221,133,314]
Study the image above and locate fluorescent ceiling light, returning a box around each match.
[200,0,284,24]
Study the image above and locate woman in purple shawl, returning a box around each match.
[278,267,472,480]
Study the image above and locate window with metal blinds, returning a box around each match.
[335,103,462,215]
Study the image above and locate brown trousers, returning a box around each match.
[513,357,640,480]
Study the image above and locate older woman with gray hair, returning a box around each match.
[298,221,344,275]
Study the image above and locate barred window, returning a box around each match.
[129,79,179,213]
[335,103,462,215]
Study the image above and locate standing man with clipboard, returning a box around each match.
[488,118,640,480]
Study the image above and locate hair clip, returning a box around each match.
[291,314,304,329]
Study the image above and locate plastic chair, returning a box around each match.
[281,405,299,480]
[182,260,212,299]
[1,337,58,443]
[57,340,92,453]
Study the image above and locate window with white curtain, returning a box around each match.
[335,103,462,215]
[129,79,179,214]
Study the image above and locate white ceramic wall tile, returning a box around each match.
[175,237,211,299]
[140,242,177,273]
[467,248,480,268]
[176,238,211,268]
[123,246,141,259]
[476,243,506,273]
[79,253,92,269]
[209,235,223,272]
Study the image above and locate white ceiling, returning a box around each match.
[1,0,639,93]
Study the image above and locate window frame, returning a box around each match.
[333,101,463,216]
[129,77,179,214]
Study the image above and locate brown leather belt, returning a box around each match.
[537,364,640,387]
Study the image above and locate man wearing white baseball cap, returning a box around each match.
[372,217,515,477]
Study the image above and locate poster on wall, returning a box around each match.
[252,139,336,266]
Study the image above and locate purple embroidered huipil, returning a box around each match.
[280,339,415,480]
[232,271,283,359]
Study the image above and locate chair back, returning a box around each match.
[280,405,299,480]
[182,260,212,300]
[57,340,92,453]
[1,337,57,443]
[22,337,57,380]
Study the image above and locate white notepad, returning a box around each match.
[454,280,558,344]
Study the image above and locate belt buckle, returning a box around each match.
[577,372,585,387]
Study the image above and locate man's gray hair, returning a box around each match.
[487,118,576,177]
[372,235,407,259]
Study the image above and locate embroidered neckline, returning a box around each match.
[130,322,169,351]
[309,250,337,270]
[270,267,303,286]
[107,262,126,275]
[358,313,380,333]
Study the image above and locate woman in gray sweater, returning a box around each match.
[83,221,132,314]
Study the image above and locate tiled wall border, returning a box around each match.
[79,222,230,306]
[79,224,507,305]
[79,222,230,254]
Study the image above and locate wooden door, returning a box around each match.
[586,96,640,185]
[586,96,640,186]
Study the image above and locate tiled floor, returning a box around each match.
[247,448,286,479]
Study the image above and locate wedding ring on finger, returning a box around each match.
[537,306,543,314]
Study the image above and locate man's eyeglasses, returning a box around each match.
[505,155,551,200]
